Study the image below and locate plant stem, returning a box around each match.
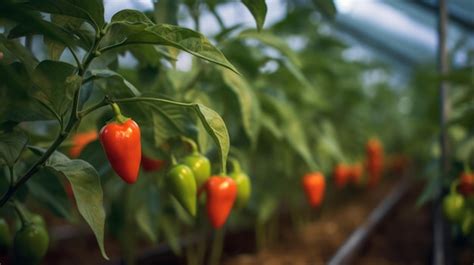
[8,165,14,190]
[181,136,199,153]
[229,158,241,173]
[210,8,225,30]
[0,27,107,208]
[208,228,224,265]
[67,46,83,72]
[0,131,70,207]
[12,200,28,227]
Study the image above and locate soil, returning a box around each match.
[223,178,433,265]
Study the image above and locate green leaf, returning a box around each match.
[111,9,154,25]
[242,0,267,31]
[150,104,194,146]
[260,113,283,139]
[312,0,337,18]
[44,15,84,60]
[28,147,108,260]
[27,168,72,219]
[135,205,157,243]
[221,69,261,144]
[192,104,230,173]
[0,34,38,70]
[160,215,182,255]
[257,196,277,223]
[262,96,317,170]
[0,129,28,167]
[29,0,105,29]
[33,60,80,117]
[238,30,301,67]
[0,62,55,122]
[88,69,141,98]
[101,23,239,75]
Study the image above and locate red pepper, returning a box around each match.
[333,164,349,189]
[348,163,363,184]
[366,138,382,156]
[141,155,166,172]
[205,176,237,229]
[99,104,141,184]
[366,138,384,187]
[302,172,325,207]
[69,130,98,158]
[458,172,474,196]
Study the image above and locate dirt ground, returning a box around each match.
[223,180,433,265]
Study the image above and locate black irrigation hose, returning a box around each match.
[327,179,411,265]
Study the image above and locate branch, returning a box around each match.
[0,28,108,207]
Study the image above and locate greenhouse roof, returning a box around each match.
[102,0,473,71]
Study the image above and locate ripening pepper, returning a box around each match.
[302,172,325,208]
[205,176,237,228]
[165,164,197,216]
[99,103,141,184]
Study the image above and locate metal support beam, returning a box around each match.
[433,0,450,264]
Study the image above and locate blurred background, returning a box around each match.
[0,0,473,264]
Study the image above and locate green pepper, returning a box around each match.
[182,152,211,189]
[0,218,10,255]
[13,222,49,265]
[442,192,465,222]
[165,163,197,216]
[180,138,211,189]
[229,160,251,209]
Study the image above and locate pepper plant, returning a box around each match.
[0,0,270,261]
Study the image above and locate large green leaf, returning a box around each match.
[0,129,28,167]
[192,104,230,172]
[221,69,261,144]
[28,0,105,29]
[101,21,239,74]
[32,60,80,118]
[29,146,108,260]
[242,0,267,31]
